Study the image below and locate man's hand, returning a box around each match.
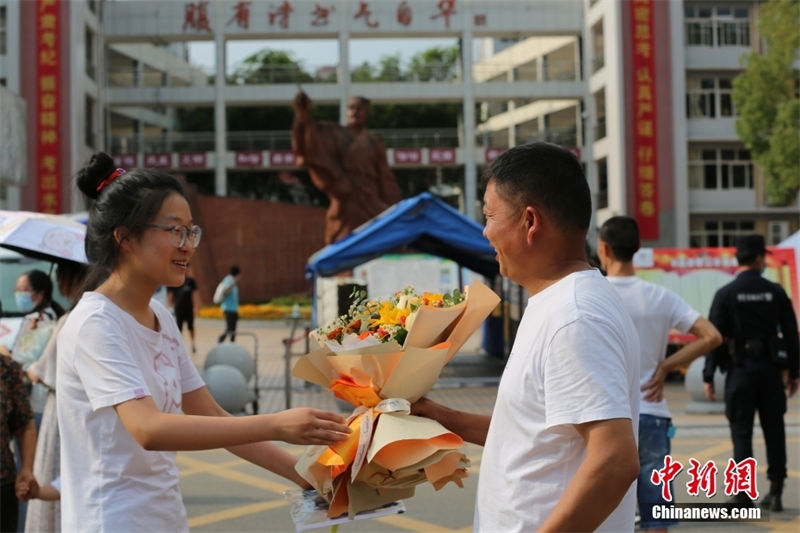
[26,367,41,384]
[703,382,715,401]
[786,378,799,398]
[641,364,668,402]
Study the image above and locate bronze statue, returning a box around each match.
[292,91,402,244]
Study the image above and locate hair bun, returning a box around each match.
[76,152,117,200]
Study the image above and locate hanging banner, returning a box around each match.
[630,0,658,240]
[36,0,61,213]
[634,247,800,328]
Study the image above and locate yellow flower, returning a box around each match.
[370,301,410,329]
[421,292,445,307]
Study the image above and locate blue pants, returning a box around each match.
[638,414,678,530]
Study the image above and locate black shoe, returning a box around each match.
[760,492,783,512]
[727,493,755,508]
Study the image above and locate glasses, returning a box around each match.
[146,223,203,249]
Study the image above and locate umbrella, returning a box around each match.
[0,210,88,264]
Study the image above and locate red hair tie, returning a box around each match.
[96,168,127,192]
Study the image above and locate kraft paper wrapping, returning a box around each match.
[291,280,500,519]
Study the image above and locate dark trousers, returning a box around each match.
[218,311,238,343]
[1,482,18,532]
[724,366,787,482]
[175,310,194,333]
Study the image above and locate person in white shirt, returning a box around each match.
[413,142,641,532]
[57,152,351,532]
[597,216,722,532]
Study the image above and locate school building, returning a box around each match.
[1,0,797,250]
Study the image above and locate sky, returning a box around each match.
[188,37,457,74]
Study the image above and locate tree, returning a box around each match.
[407,46,459,81]
[376,54,405,81]
[175,45,462,201]
[351,61,374,82]
[732,0,800,205]
[228,50,312,85]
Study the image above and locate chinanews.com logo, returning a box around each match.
[649,455,768,522]
[652,503,763,522]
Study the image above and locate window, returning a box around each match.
[685,5,749,47]
[768,221,789,245]
[596,158,608,209]
[592,20,604,73]
[690,219,755,247]
[719,78,734,116]
[688,147,753,190]
[594,88,606,140]
[514,59,538,82]
[686,76,736,118]
[85,95,96,148]
[0,6,7,55]
[85,27,95,80]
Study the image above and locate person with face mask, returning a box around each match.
[11,270,64,374]
[14,270,65,321]
[9,270,64,530]
[18,262,88,533]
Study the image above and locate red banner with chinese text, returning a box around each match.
[630,0,657,240]
[36,0,61,213]
[635,247,800,330]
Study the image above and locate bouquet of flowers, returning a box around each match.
[313,286,466,347]
[292,280,500,519]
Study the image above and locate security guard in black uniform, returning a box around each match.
[703,234,799,511]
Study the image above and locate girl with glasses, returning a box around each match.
[56,152,350,532]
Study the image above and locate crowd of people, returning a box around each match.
[1,142,797,532]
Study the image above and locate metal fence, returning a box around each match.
[110,128,461,154]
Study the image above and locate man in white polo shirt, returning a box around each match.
[414,142,641,531]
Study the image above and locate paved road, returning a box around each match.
[179,318,799,532]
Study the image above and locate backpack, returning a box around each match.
[212,279,227,305]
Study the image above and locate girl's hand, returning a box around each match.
[272,408,351,445]
[15,471,38,501]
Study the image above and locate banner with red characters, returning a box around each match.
[630,0,658,240]
[36,0,61,213]
[634,247,799,329]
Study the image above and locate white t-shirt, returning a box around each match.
[57,292,205,532]
[607,276,700,418]
[476,270,640,532]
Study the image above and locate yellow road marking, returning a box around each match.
[178,454,292,493]
[200,466,293,493]
[376,513,462,532]
[768,515,800,532]
[187,499,286,528]
[178,457,246,477]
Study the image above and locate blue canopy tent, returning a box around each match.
[306,192,499,280]
[306,192,504,355]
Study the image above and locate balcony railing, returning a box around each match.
[110,125,583,156]
[685,20,750,47]
[109,128,460,154]
[105,58,582,89]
